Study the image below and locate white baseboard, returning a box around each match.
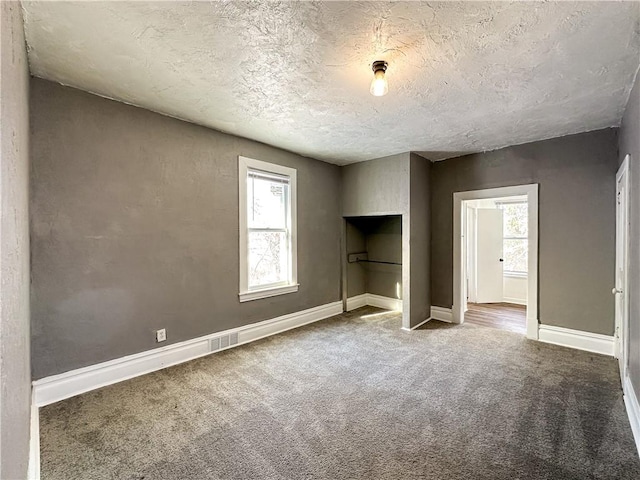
[366,293,402,311]
[346,294,367,311]
[346,294,402,312]
[431,308,609,356]
[27,389,40,480]
[32,301,343,407]
[503,297,526,306]
[537,325,614,356]
[624,375,640,457]
[430,306,453,323]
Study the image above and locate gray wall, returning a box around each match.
[345,220,366,298]
[365,216,402,298]
[342,153,410,217]
[30,78,342,379]
[619,71,640,397]
[342,153,411,327]
[409,153,431,328]
[342,152,431,328]
[346,216,402,299]
[431,129,618,335]
[0,3,31,479]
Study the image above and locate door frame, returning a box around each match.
[614,154,630,382]
[453,184,539,339]
[465,205,476,307]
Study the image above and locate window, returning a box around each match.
[498,201,528,275]
[239,156,297,302]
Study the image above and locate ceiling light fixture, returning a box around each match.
[370,60,389,97]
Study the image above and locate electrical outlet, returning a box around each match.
[156,328,166,343]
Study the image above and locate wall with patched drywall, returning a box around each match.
[0,2,31,478]
[30,78,342,379]
[431,129,618,335]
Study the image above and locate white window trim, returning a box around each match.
[500,201,529,276]
[238,156,298,302]
[503,235,528,275]
[504,271,528,279]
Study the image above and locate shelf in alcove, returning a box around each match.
[356,260,402,266]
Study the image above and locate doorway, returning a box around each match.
[464,302,527,334]
[453,184,539,339]
[464,195,528,334]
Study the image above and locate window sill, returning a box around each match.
[504,272,528,279]
[239,284,299,303]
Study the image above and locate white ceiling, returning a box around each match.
[22,1,640,165]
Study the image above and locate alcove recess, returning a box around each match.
[345,215,402,302]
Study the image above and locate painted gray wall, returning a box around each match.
[30,78,342,379]
[0,3,31,478]
[345,220,366,298]
[342,153,431,328]
[409,153,431,327]
[431,129,618,335]
[342,154,411,327]
[619,71,640,397]
[365,217,402,298]
[342,153,409,217]
[345,216,402,299]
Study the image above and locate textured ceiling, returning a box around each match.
[22,1,640,165]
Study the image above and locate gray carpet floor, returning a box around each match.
[40,307,640,479]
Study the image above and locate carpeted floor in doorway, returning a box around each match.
[40,307,640,480]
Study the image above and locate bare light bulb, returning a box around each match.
[370,61,388,97]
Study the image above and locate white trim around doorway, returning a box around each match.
[453,184,539,339]
[615,154,630,382]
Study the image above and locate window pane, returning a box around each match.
[504,238,527,273]
[248,231,289,287]
[503,203,528,237]
[248,174,288,229]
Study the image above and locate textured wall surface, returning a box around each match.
[21,1,640,164]
[409,154,431,327]
[431,129,619,335]
[30,79,342,379]
[342,153,409,217]
[0,2,31,479]
[618,71,640,399]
